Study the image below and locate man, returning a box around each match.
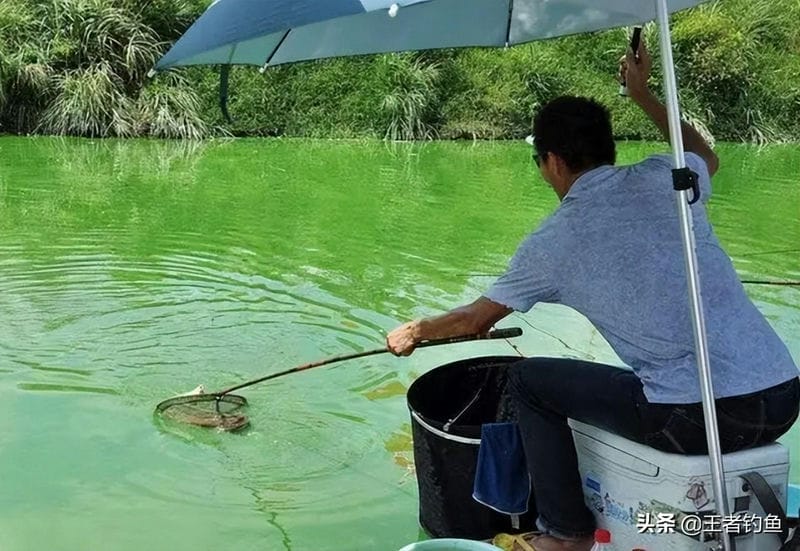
[386,43,800,551]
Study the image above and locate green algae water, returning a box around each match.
[0,137,797,551]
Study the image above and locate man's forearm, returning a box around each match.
[634,90,719,175]
[416,305,484,341]
[386,297,510,355]
[413,298,511,342]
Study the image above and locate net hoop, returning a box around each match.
[154,393,250,431]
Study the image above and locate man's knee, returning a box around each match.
[507,358,545,405]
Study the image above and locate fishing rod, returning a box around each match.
[458,273,800,287]
[737,248,800,286]
[736,248,800,258]
[740,280,800,287]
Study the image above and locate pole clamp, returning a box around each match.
[672,167,700,205]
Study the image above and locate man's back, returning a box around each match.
[486,153,798,403]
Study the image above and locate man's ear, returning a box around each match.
[548,152,570,178]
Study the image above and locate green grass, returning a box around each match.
[0,0,209,138]
[1,0,799,142]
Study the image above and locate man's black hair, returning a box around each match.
[533,96,616,172]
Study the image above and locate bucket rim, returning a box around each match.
[407,355,523,394]
[397,538,503,551]
[410,410,481,445]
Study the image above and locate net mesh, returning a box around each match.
[155,393,249,431]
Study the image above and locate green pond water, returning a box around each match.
[0,136,797,551]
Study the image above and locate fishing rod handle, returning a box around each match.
[415,327,523,348]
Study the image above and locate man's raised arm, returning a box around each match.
[622,42,719,176]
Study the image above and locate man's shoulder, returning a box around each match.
[512,214,563,257]
[632,152,673,170]
[634,152,709,172]
[630,152,712,199]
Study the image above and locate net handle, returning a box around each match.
[216,327,523,396]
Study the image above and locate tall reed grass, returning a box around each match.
[1,0,798,142]
[0,0,208,138]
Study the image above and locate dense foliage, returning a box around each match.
[0,0,209,138]
[1,0,798,142]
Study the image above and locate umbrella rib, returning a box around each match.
[262,29,292,71]
[226,42,238,64]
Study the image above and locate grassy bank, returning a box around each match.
[1,0,798,142]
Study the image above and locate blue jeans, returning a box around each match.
[508,358,800,540]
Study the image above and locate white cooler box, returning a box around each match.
[570,419,791,550]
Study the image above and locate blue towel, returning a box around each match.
[472,422,530,528]
[789,484,800,519]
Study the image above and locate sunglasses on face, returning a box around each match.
[525,136,547,168]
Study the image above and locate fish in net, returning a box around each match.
[155,386,250,431]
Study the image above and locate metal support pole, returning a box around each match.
[654,1,731,549]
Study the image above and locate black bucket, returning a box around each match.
[406,355,538,540]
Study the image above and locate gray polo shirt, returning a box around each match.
[485,153,798,404]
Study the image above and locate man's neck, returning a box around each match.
[557,164,605,201]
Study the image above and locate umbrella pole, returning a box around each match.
[654,1,731,550]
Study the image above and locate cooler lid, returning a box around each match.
[569,419,789,477]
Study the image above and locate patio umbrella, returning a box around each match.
[151,1,703,71]
[151,1,733,548]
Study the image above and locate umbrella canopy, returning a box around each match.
[153,0,704,72]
